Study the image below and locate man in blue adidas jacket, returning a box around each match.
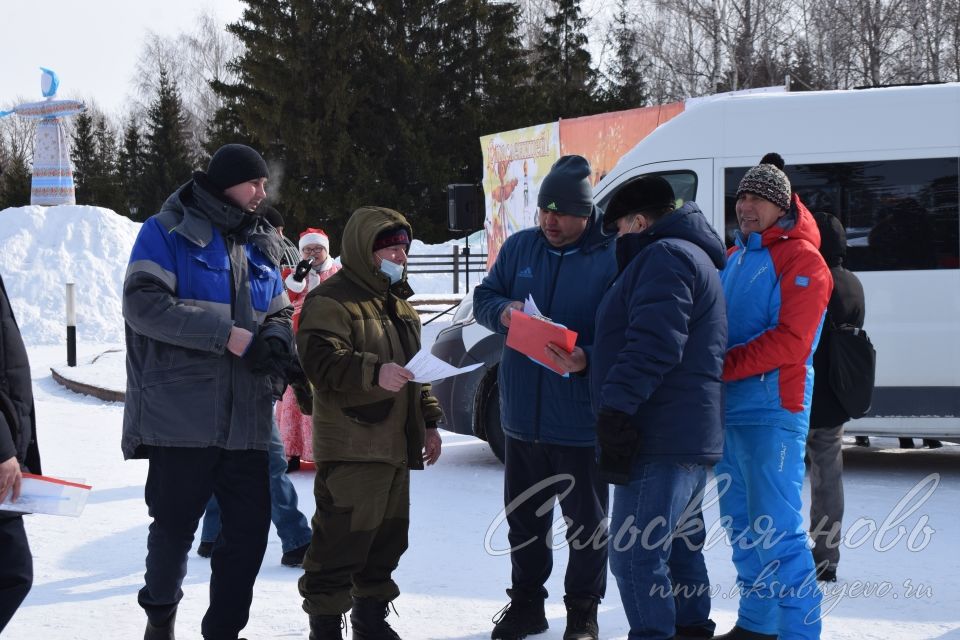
[474,155,617,640]
[122,144,293,640]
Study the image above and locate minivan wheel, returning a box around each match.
[482,380,505,463]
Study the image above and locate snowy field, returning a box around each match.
[2,205,959,638]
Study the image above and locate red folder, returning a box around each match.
[505,310,578,375]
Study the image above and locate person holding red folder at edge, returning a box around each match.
[474,155,617,640]
[0,270,42,634]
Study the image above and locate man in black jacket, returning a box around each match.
[0,272,41,634]
[807,212,865,583]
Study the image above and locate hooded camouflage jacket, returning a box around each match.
[297,206,443,469]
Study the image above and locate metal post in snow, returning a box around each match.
[66,282,77,367]
[452,245,460,295]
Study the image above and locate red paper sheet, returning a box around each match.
[505,310,578,375]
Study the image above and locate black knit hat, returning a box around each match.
[258,204,284,229]
[537,155,594,217]
[737,152,791,211]
[206,144,269,191]
[602,175,676,228]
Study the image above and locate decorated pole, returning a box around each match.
[66,283,76,367]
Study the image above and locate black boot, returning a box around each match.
[491,588,548,639]
[350,597,401,640]
[675,623,715,640]
[309,613,345,640]
[712,626,777,640]
[562,596,598,640]
[144,610,176,640]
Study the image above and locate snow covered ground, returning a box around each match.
[2,205,959,639]
[9,339,960,639]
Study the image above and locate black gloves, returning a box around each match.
[245,334,291,379]
[292,258,314,282]
[286,358,313,415]
[596,408,638,486]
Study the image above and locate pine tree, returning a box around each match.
[531,0,600,121]
[0,154,31,208]
[601,0,648,111]
[118,118,147,220]
[91,117,126,212]
[141,66,194,215]
[71,111,97,204]
[214,0,538,246]
[214,0,371,243]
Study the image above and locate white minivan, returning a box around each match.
[431,82,960,459]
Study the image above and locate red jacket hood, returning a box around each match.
[761,193,822,250]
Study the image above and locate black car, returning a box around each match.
[429,291,507,461]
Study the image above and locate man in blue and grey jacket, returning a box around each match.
[122,144,294,640]
[474,155,617,640]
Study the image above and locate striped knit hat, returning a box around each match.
[737,153,791,211]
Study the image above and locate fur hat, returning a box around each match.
[602,175,676,228]
[206,144,269,191]
[372,226,411,252]
[537,155,594,217]
[299,227,330,251]
[737,152,791,211]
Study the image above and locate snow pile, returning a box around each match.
[0,205,140,346]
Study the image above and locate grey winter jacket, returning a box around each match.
[121,176,293,459]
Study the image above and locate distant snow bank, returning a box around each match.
[0,205,140,346]
[0,204,478,347]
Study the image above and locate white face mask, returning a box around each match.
[379,258,404,284]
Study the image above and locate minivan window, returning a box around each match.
[598,170,698,216]
[724,158,960,271]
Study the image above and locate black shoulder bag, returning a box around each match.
[827,322,876,420]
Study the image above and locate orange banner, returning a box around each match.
[559,102,685,186]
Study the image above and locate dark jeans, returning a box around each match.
[609,462,713,640]
[0,515,32,634]
[201,419,312,553]
[503,436,608,600]
[139,446,270,640]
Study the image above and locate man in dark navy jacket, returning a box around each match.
[474,155,617,640]
[590,176,727,640]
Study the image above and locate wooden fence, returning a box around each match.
[407,246,487,293]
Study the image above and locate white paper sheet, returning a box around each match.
[405,348,484,383]
[0,474,91,517]
[523,294,542,316]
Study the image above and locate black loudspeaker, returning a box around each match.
[447,184,484,232]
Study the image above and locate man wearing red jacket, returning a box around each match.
[714,154,831,640]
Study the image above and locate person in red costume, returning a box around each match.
[277,228,342,469]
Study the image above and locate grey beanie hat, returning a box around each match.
[737,157,791,211]
[537,155,594,217]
